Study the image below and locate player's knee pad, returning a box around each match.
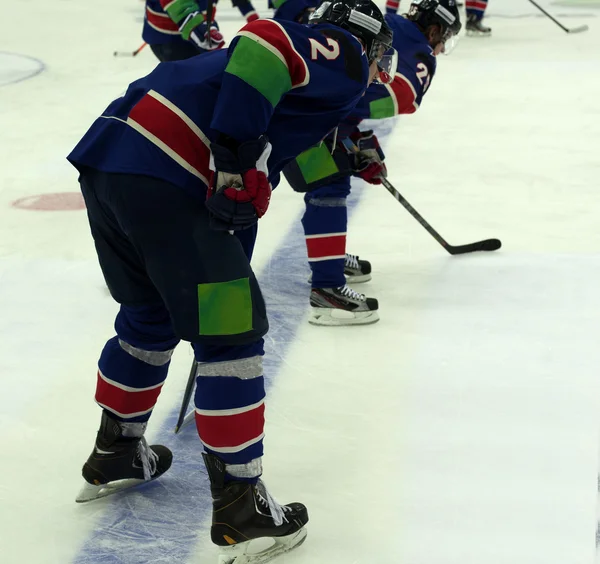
[305,176,352,200]
[115,303,180,351]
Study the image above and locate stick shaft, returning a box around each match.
[380,177,451,250]
[527,0,574,32]
[175,359,198,433]
[132,42,147,56]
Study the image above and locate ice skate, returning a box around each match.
[203,454,308,564]
[466,14,491,36]
[76,410,172,503]
[343,253,372,283]
[308,253,372,284]
[309,284,379,326]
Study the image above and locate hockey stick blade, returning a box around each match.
[113,42,147,57]
[567,25,589,34]
[446,238,502,255]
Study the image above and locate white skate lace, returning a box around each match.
[137,437,158,481]
[256,480,291,527]
[337,284,366,302]
[345,253,360,270]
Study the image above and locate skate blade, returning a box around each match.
[344,273,372,284]
[218,528,307,564]
[75,477,146,503]
[308,273,372,284]
[308,308,379,326]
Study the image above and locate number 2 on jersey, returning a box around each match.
[309,37,340,61]
[416,63,431,93]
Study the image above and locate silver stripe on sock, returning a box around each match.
[118,339,175,366]
[226,457,263,479]
[196,355,263,379]
[306,197,347,207]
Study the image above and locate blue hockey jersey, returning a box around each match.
[142,0,211,45]
[273,2,437,121]
[359,13,437,119]
[68,19,369,198]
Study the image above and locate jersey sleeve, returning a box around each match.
[210,19,310,142]
[160,0,200,24]
[366,53,436,119]
[273,0,318,22]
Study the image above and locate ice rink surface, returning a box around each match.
[1,1,600,563]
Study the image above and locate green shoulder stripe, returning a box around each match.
[369,96,395,119]
[225,36,292,107]
[162,0,199,24]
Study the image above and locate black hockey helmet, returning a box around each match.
[406,0,462,42]
[308,0,394,65]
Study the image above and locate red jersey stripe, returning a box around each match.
[146,6,180,33]
[388,74,418,115]
[128,90,211,185]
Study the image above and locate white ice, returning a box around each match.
[1,1,600,563]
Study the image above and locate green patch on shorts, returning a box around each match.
[197,278,253,335]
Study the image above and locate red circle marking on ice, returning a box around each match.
[11,192,86,211]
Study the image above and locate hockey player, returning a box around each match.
[279,0,461,326]
[68,1,395,562]
[143,0,225,61]
[465,0,490,36]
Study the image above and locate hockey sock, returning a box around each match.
[302,193,348,288]
[466,0,488,19]
[193,342,265,484]
[385,0,400,14]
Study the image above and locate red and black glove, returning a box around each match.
[206,135,272,230]
[348,130,387,185]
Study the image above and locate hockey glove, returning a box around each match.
[206,135,272,230]
[180,11,225,51]
[347,130,387,185]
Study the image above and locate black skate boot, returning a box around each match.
[203,453,308,564]
[466,14,491,36]
[309,284,379,326]
[76,410,173,503]
[343,253,372,283]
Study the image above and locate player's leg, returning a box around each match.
[385,0,401,14]
[76,168,179,502]
[231,0,260,22]
[301,179,379,326]
[466,0,491,36]
[112,174,308,555]
[192,341,307,556]
[150,41,205,62]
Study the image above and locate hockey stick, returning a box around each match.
[113,42,148,57]
[205,0,215,42]
[341,137,501,255]
[175,359,198,433]
[527,0,589,33]
[380,177,502,255]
